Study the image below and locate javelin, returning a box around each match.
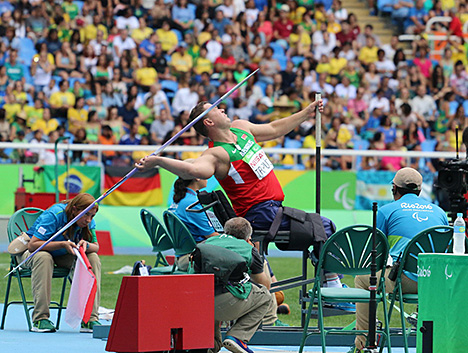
[6,68,260,277]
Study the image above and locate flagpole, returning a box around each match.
[5,69,260,278]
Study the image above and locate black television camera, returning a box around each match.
[436,159,468,222]
[435,128,468,222]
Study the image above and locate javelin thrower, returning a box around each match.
[137,99,323,228]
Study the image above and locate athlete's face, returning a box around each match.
[204,103,231,128]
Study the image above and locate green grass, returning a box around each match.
[0,253,414,328]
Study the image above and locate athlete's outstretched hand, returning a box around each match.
[136,155,159,172]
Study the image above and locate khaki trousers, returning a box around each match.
[22,251,101,323]
[354,269,418,349]
[211,284,271,352]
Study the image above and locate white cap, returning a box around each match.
[280,4,290,12]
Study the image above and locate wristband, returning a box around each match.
[86,242,89,251]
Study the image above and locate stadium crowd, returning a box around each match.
[0,0,466,171]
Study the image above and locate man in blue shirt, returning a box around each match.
[352,167,448,351]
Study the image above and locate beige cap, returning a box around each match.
[392,167,422,191]
[280,4,290,12]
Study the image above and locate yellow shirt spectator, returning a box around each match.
[330,57,347,76]
[68,108,88,133]
[198,32,211,46]
[156,29,178,52]
[327,22,342,34]
[4,103,21,123]
[316,63,331,74]
[50,91,76,108]
[194,57,213,75]
[132,27,153,43]
[31,118,60,135]
[135,67,158,87]
[452,43,468,66]
[24,106,43,127]
[171,51,193,73]
[359,46,379,65]
[84,24,109,42]
[315,11,326,29]
[289,6,307,24]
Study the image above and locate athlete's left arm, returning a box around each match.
[234,100,323,142]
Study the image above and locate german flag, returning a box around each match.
[103,166,162,206]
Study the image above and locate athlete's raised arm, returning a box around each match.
[233,100,323,142]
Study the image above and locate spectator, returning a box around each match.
[412,46,432,80]
[150,108,175,144]
[98,124,117,163]
[390,0,414,34]
[31,108,59,136]
[132,17,153,46]
[358,36,379,67]
[449,60,468,104]
[382,35,400,61]
[411,84,437,126]
[170,42,194,76]
[172,79,199,116]
[0,107,9,141]
[5,49,23,83]
[369,89,390,114]
[172,0,196,32]
[375,49,396,75]
[212,8,232,37]
[89,30,109,57]
[112,29,136,65]
[25,6,49,38]
[68,97,88,134]
[273,4,294,45]
[214,46,236,73]
[135,56,158,92]
[50,80,75,119]
[151,41,172,80]
[118,96,139,129]
[336,20,356,46]
[259,47,281,85]
[84,15,108,44]
[115,7,139,31]
[356,24,381,49]
[405,0,429,33]
[157,20,179,55]
[139,31,159,58]
[55,42,81,80]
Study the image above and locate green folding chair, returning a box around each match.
[299,225,391,353]
[387,225,467,353]
[1,207,70,331]
[140,208,179,275]
[163,210,197,261]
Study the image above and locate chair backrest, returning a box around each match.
[163,210,197,256]
[140,209,174,253]
[400,225,462,276]
[7,207,44,242]
[319,225,389,276]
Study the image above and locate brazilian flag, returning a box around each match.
[43,166,101,198]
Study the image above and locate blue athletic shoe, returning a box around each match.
[223,336,254,353]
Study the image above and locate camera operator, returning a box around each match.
[352,167,449,351]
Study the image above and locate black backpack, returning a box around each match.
[190,243,249,289]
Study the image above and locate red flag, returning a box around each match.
[65,247,97,328]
